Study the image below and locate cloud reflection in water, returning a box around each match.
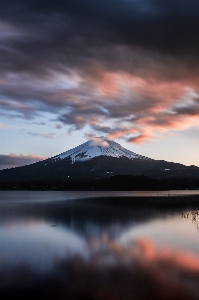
[1,232,199,299]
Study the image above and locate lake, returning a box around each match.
[1,190,199,300]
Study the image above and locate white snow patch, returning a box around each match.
[52,136,147,164]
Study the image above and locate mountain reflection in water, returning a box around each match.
[0,191,199,300]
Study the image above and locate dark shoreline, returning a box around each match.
[1,174,199,191]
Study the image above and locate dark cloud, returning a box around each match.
[0,153,45,170]
[174,105,199,116]
[172,95,199,116]
[1,0,199,77]
[1,0,199,143]
[26,131,55,139]
[33,121,46,125]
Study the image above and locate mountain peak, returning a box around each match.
[53,137,146,164]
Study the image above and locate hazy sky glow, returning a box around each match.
[0,0,199,169]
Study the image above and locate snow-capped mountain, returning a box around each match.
[53,136,147,163]
[1,136,199,184]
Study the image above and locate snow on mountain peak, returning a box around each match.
[53,136,147,163]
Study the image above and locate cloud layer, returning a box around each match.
[1,0,199,143]
[0,154,45,170]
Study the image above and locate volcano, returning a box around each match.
[1,137,199,184]
[52,136,147,163]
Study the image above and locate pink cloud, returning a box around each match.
[87,69,199,144]
[0,153,46,170]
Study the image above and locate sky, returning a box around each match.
[0,0,199,169]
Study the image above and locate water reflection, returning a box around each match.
[118,214,199,255]
[0,191,199,299]
[0,219,86,272]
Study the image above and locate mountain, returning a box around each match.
[1,137,199,185]
[53,136,147,163]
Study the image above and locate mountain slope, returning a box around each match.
[0,137,199,183]
[52,137,147,163]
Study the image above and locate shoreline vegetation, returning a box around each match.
[1,175,199,191]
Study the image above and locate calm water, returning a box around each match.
[1,190,199,300]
